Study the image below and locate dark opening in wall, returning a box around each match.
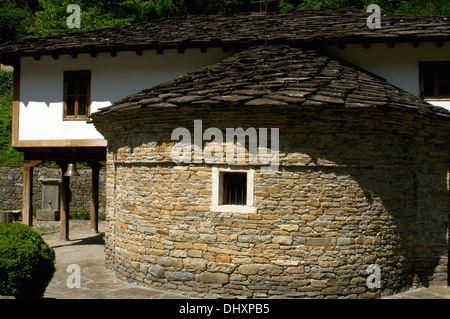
[222,172,247,205]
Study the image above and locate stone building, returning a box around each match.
[91,45,450,298]
[1,7,449,298]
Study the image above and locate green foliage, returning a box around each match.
[280,0,449,15]
[29,0,131,37]
[179,0,253,15]
[25,0,450,37]
[70,208,90,220]
[0,75,13,153]
[28,0,186,37]
[395,0,449,16]
[0,72,23,166]
[296,0,363,9]
[70,208,106,221]
[0,72,13,96]
[118,0,181,20]
[0,0,34,43]
[0,223,55,299]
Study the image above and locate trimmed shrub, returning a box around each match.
[0,223,55,299]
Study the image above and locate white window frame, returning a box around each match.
[211,166,256,214]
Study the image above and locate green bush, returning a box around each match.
[0,72,13,96]
[0,71,23,165]
[70,208,106,220]
[0,223,55,299]
[70,208,90,220]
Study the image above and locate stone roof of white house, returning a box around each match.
[0,7,449,65]
[90,45,450,120]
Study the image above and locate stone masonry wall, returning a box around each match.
[0,165,106,214]
[96,105,449,298]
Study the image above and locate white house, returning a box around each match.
[0,7,449,239]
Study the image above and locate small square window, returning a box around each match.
[211,167,255,214]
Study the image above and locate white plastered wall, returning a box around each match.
[19,48,233,141]
[323,42,450,111]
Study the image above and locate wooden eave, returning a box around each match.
[2,38,448,65]
[20,146,106,162]
[1,8,449,66]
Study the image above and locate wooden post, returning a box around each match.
[90,162,101,233]
[59,162,70,240]
[22,160,41,226]
[22,166,34,226]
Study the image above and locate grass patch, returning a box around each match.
[70,208,106,221]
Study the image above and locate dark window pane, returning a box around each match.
[421,62,450,98]
[67,78,76,95]
[423,71,435,97]
[78,77,88,95]
[437,66,450,81]
[223,172,247,205]
[438,80,450,97]
[66,96,75,116]
[78,95,87,116]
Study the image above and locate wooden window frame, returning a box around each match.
[419,62,450,100]
[63,70,91,121]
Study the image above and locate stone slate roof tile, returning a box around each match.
[90,45,450,120]
[1,7,449,64]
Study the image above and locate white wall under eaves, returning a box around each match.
[19,48,233,141]
[323,41,450,112]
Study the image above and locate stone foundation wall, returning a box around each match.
[97,105,449,298]
[0,165,106,213]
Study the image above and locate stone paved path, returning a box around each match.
[382,286,450,299]
[39,220,187,299]
[31,220,450,299]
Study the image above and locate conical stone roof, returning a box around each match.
[91,45,450,120]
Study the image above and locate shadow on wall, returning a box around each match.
[285,108,449,289]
